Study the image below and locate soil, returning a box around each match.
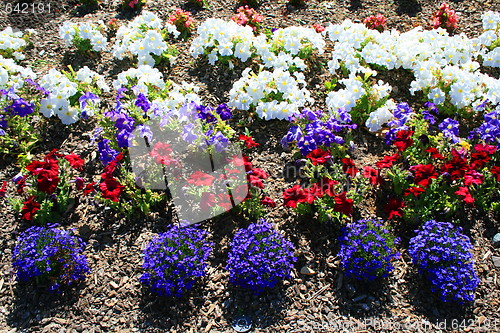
[1,0,500,332]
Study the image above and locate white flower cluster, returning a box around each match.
[76,66,110,93]
[158,82,202,111]
[365,99,396,132]
[113,65,165,92]
[190,19,325,71]
[59,21,107,52]
[325,14,500,116]
[477,11,500,68]
[271,26,325,56]
[148,82,202,118]
[112,11,180,66]
[38,67,108,125]
[0,55,36,90]
[190,19,255,68]
[0,27,28,61]
[228,67,313,120]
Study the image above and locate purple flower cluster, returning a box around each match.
[97,138,119,166]
[385,102,414,144]
[421,101,439,125]
[12,225,90,292]
[0,87,36,135]
[338,219,400,281]
[226,220,296,294]
[135,93,151,114]
[409,220,480,303]
[140,225,213,297]
[281,108,357,155]
[114,113,136,148]
[469,107,500,147]
[196,103,233,123]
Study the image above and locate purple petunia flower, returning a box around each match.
[438,118,460,143]
[207,131,229,153]
[98,139,119,166]
[79,92,100,110]
[215,103,232,120]
[8,98,35,117]
[135,93,151,114]
[182,123,199,144]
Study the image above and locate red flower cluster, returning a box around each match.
[16,150,90,221]
[312,24,325,33]
[306,148,331,165]
[0,181,6,198]
[393,130,414,152]
[341,158,359,177]
[239,134,260,149]
[150,142,174,165]
[392,131,499,210]
[99,154,124,202]
[431,2,459,33]
[363,13,387,32]
[231,6,264,32]
[283,178,353,216]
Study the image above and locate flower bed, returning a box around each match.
[1,1,500,331]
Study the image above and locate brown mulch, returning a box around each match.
[1,0,500,332]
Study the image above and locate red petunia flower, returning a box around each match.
[239,134,260,148]
[21,195,40,220]
[217,193,233,211]
[491,166,500,181]
[320,178,338,197]
[393,130,414,152]
[474,143,497,155]
[283,185,315,208]
[261,196,276,208]
[409,164,438,188]
[36,172,60,194]
[83,182,96,196]
[64,154,85,171]
[404,186,426,197]
[0,181,7,198]
[248,174,265,189]
[442,150,469,180]
[463,170,484,186]
[26,159,59,178]
[470,151,491,170]
[455,186,475,205]
[341,158,359,177]
[333,192,354,216]
[362,166,383,185]
[200,192,216,211]
[150,142,173,165]
[233,184,250,202]
[103,153,124,175]
[425,147,445,160]
[306,148,331,165]
[376,153,399,169]
[99,176,124,202]
[187,170,216,186]
[16,176,27,194]
[251,168,269,179]
[384,198,405,219]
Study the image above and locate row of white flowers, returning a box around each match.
[2,11,500,127]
